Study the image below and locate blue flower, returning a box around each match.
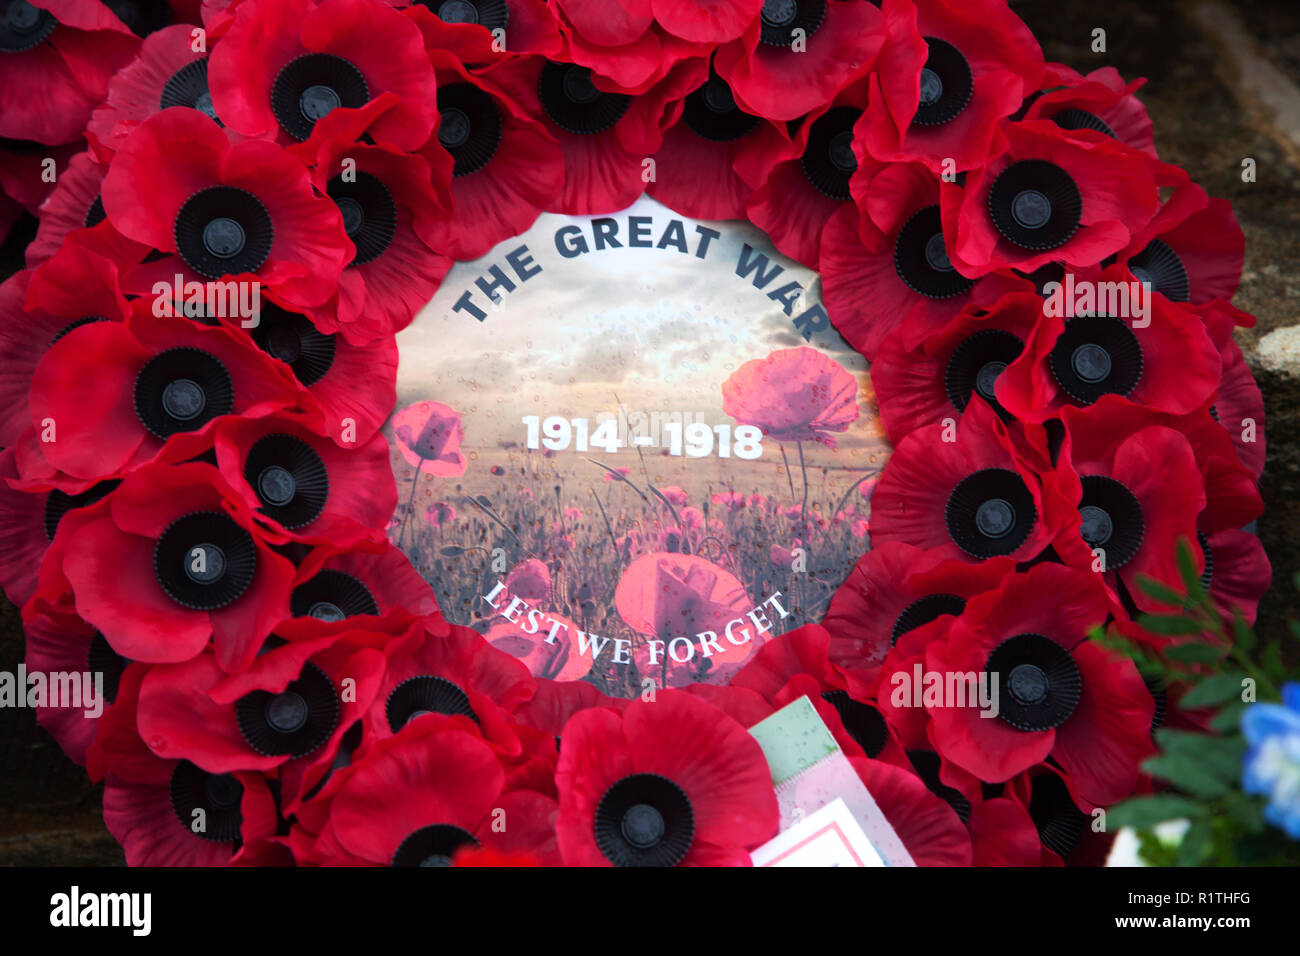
[1241,683,1300,839]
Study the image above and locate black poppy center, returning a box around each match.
[987,633,1082,732]
[908,750,972,822]
[327,171,396,266]
[945,328,1024,414]
[891,593,966,645]
[438,0,477,22]
[538,62,631,135]
[1047,313,1143,404]
[101,0,170,37]
[1029,772,1087,858]
[235,661,338,757]
[169,760,244,844]
[801,106,860,201]
[1052,107,1115,138]
[911,38,972,127]
[946,468,1036,558]
[1127,238,1189,302]
[174,185,273,279]
[437,82,503,176]
[822,690,888,757]
[87,631,127,705]
[44,480,120,542]
[134,347,234,438]
[392,823,479,867]
[0,0,55,51]
[988,159,1082,251]
[159,59,220,123]
[594,774,694,867]
[244,432,330,529]
[1077,474,1144,568]
[291,568,379,620]
[249,302,337,386]
[759,0,823,46]
[894,205,975,299]
[386,675,477,732]
[683,74,758,142]
[271,53,368,140]
[154,511,257,610]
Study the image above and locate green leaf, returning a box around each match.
[1107,794,1203,829]
[1142,754,1232,798]
[1135,574,1188,607]
[1230,610,1256,654]
[1163,641,1226,664]
[1288,619,1300,644]
[1180,673,1247,709]
[1176,817,1213,865]
[1138,613,1207,637]
[1210,704,1244,733]
[1155,729,1245,782]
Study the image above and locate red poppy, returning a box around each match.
[721,346,859,447]
[1005,764,1116,866]
[1049,399,1207,607]
[1114,189,1245,307]
[365,621,535,756]
[0,239,131,449]
[290,538,442,622]
[94,665,284,866]
[926,563,1154,805]
[299,721,560,866]
[648,70,794,221]
[212,411,395,546]
[87,24,222,162]
[616,551,758,688]
[858,0,1044,174]
[966,792,1044,865]
[480,53,705,214]
[713,0,883,123]
[869,398,1068,564]
[504,558,550,601]
[136,622,387,810]
[1020,63,1156,158]
[820,163,1030,360]
[848,756,972,866]
[555,690,777,866]
[1199,527,1271,628]
[940,120,1163,277]
[514,676,617,737]
[25,150,109,265]
[25,609,129,765]
[821,540,1014,693]
[417,50,564,260]
[37,461,295,672]
[25,304,298,482]
[871,290,1045,442]
[745,80,874,268]
[390,400,467,476]
[0,145,77,235]
[398,0,563,67]
[304,137,451,343]
[548,0,732,94]
[1199,306,1264,478]
[208,0,437,150]
[994,267,1221,424]
[0,0,140,146]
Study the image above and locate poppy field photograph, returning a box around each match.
[0,0,1297,936]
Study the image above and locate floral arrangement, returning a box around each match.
[0,0,1277,866]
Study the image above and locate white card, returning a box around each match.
[750,798,886,867]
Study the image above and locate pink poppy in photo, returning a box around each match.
[659,485,688,506]
[563,507,583,522]
[617,552,756,687]
[712,491,746,512]
[722,347,860,447]
[425,501,456,526]
[490,465,505,476]
[504,559,551,603]
[391,400,466,476]
[485,610,591,683]
[519,488,534,499]
[678,506,704,531]
[851,518,870,538]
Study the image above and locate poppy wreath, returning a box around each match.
[0,0,1269,867]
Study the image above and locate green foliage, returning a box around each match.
[1103,537,1300,866]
